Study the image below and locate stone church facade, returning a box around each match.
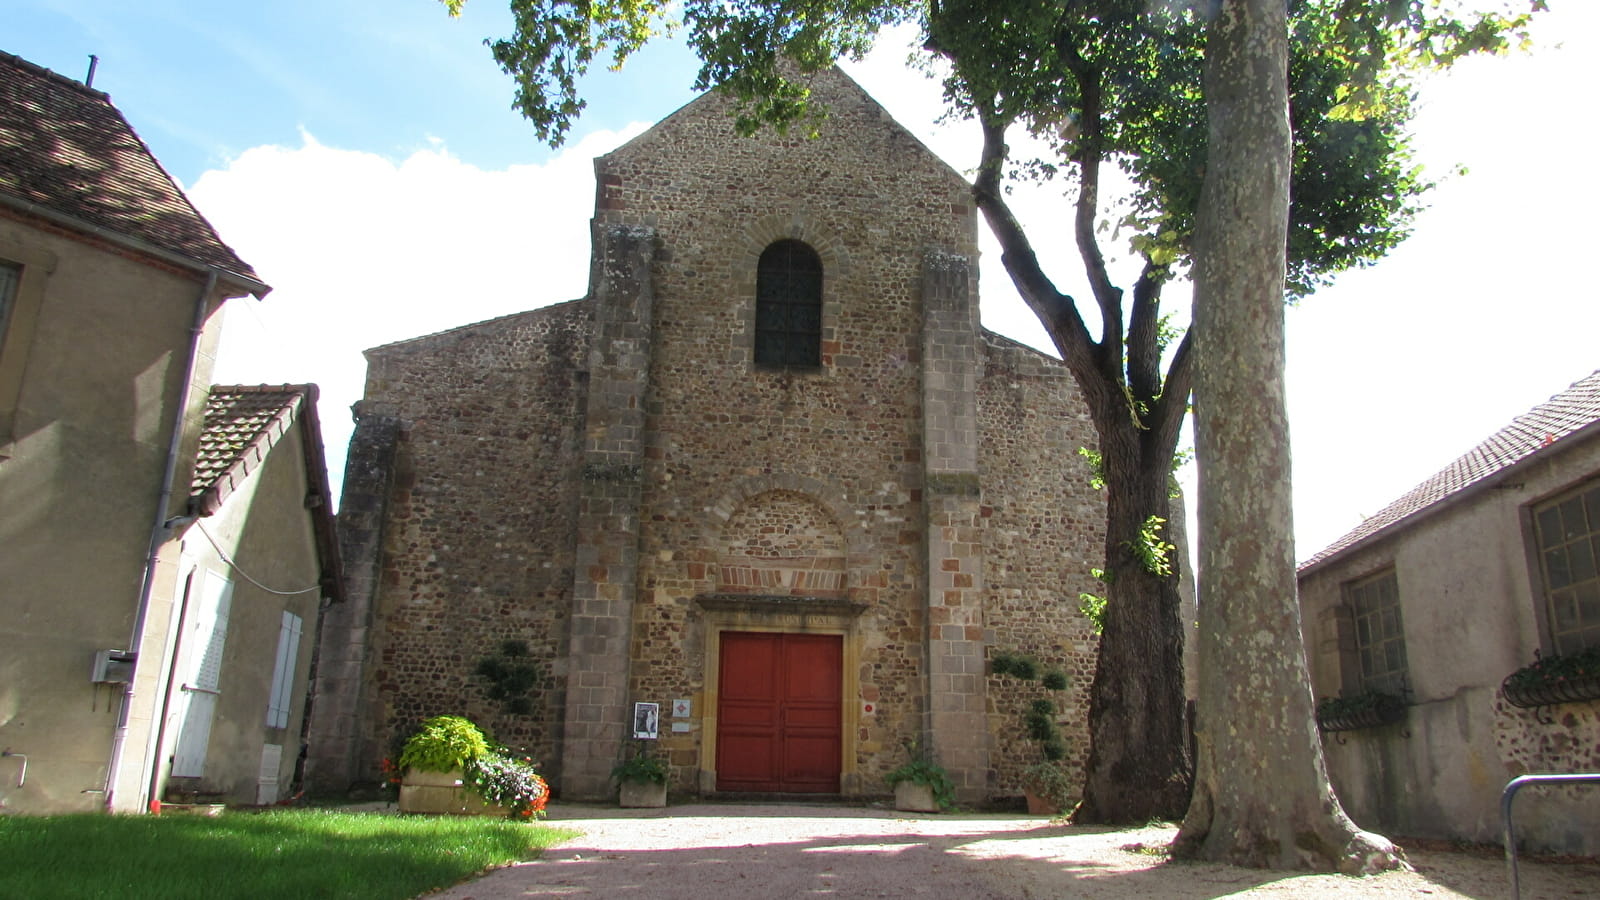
[307,68,1105,803]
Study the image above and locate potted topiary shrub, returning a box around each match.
[612,746,669,808]
[990,650,1073,815]
[884,744,955,813]
[1020,761,1075,816]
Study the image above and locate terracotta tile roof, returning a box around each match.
[0,51,259,279]
[190,385,344,601]
[192,386,306,512]
[1300,369,1600,573]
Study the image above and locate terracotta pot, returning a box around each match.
[894,781,938,813]
[1024,789,1059,817]
[618,779,667,808]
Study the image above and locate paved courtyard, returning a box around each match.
[423,803,1600,899]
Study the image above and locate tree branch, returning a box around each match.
[1125,263,1166,411]
[972,107,1096,371]
[1146,328,1194,464]
[1061,42,1124,368]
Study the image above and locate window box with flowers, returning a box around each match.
[1315,689,1407,733]
[1501,646,1600,710]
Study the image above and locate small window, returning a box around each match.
[1532,481,1600,655]
[754,239,822,368]
[1346,569,1408,695]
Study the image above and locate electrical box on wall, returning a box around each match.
[90,649,136,684]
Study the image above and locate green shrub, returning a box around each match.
[885,752,956,811]
[1504,645,1600,691]
[991,649,1073,794]
[475,640,540,715]
[398,716,491,773]
[611,752,668,785]
[1022,761,1075,813]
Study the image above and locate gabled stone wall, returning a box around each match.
[321,69,1104,804]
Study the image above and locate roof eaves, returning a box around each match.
[188,384,345,602]
[293,385,345,603]
[0,192,270,299]
[1297,417,1600,579]
[191,386,303,518]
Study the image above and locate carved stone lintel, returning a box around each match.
[693,593,868,619]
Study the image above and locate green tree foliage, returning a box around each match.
[444,0,1541,827]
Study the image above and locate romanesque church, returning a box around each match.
[306,67,1106,804]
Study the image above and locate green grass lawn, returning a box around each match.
[0,808,578,899]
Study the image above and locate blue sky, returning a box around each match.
[9,0,1598,560]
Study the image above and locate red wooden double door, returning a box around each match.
[715,632,842,793]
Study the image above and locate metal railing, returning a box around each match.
[1501,772,1600,900]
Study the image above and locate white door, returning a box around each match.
[170,571,232,778]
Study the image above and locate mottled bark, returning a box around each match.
[1174,0,1405,872]
[1073,410,1191,823]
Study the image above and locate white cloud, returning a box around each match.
[193,124,648,484]
[188,3,1598,561]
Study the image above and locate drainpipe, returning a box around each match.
[103,269,217,812]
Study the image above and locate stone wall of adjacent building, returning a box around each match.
[352,302,591,780]
[977,333,1105,799]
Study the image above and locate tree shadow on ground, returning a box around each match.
[442,805,1597,899]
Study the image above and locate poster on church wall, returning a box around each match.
[632,702,659,740]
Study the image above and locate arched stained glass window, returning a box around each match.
[754,239,822,368]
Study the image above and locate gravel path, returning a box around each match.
[423,803,1598,899]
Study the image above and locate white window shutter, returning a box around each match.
[171,573,233,778]
[266,611,303,729]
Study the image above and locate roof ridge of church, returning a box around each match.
[597,65,970,193]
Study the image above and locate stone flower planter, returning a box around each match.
[894,781,938,813]
[618,779,667,808]
[398,768,505,816]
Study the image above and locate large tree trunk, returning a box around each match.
[1173,0,1404,872]
[1074,413,1191,823]
[972,88,1195,828]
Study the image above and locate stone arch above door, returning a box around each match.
[718,489,847,598]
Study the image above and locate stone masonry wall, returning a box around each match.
[356,303,590,781]
[332,68,1104,803]
[977,332,1105,800]
[718,490,849,598]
